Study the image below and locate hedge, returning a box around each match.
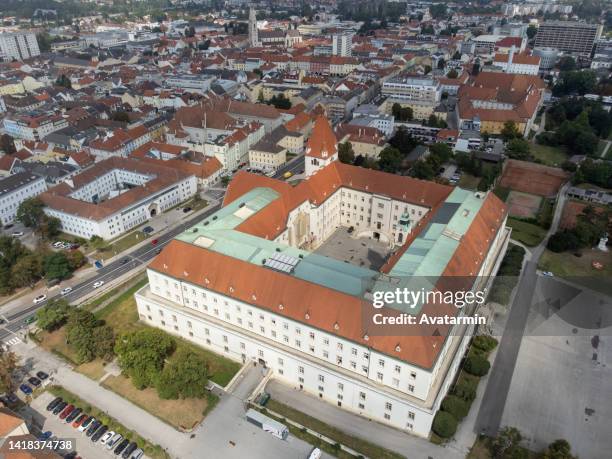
[432,411,457,438]
[441,395,469,420]
[472,335,498,354]
[464,353,491,377]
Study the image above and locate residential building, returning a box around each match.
[0,172,47,225]
[2,113,69,142]
[492,48,540,75]
[332,32,353,57]
[0,32,40,62]
[535,21,603,56]
[40,157,197,239]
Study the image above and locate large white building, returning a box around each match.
[0,172,47,225]
[0,32,40,62]
[40,157,197,239]
[3,113,69,142]
[332,32,353,57]
[135,117,510,438]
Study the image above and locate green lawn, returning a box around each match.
[538,249,612,295]
[458,174,481,190]
[530,143,567,167]
[507,217,547,247]
[94,231,147,261]
[48,386,169,459]
[264,400,404,459]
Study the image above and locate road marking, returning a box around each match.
[3,336,21,347]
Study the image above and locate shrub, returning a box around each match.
[464,353,490,376]
[472,335,498,354]
[432,411,457,438]
[441,395,470,420]
[452,375,478,402]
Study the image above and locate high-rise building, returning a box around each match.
[248,7,260,47]
[332,32,353,57]
[0,32,40,62]
[535,21,603,55]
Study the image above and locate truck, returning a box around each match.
[245,409,288,440]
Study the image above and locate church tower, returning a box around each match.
[248,7,260,47]
[304,116,338,178]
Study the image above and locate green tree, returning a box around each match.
[111,111,130,123]
[492,427,527,459]
[156,348,209,399]
[66,250,86,271]
[501,121,521,141]
[0,134,16,154]
[429,143,453,163]
[55,74,72,89]
[115,328,175,389]
[39,216,61,240]
[11,253,43,288]
[441,395,470,420]
[338,142,355,164]
[410,160,435,180]
[542,439,575,459]
[526,24,537,39]
[36,299,71,332]
[464,352,490,376]
[16,197,45,229]
[505,138,530,159]
[43,252,72,281]
[378,147,403,173]
[558,56,576,72]
[432,411,457,438]
[0,347,18,393]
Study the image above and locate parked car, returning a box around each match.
[78,416,94,433]
[19,384,33,395]
[100,430,115,445]
[121,442,138,459]
[72,413,88,428]
[65,407,82,423]
[46,397,62,411]
[11,231,24,237]
[59,404,74,420]
[27,376,41,387]
[182,206,192,213]
[106,433,123,450]
[154,248,162,254]
[151,239,159,246]
[121,258,129,265]
[542,271,554,277]
[114,439,130,455]
[129,448,144,459]
[283,171,293,179]
[142,226,154,234]
[60,287,73,296]
[91,425,108,443]
[52,241,64,249]
[36,371,49,380]
[33,294,47,305]
[0,393,19,407]
[93,281,104,288]
[53,401,67,415]
[85,419,101,437]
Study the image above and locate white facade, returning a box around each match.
[0,173,47,225]
[44,169,197,239]
[332,33,353,57]
[135,209,509,437]
[0,32,40,62]
[3,116,69,142]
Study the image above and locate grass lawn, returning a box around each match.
[265,399,404,459]
[530,143,567,167]
[95,231,147,261]
[458,173,481,190]
[538,249,612,295]
[76,359,108,381]
[48,385,169,459]
[507,217,547,247]
[102,374,215,431]
[95,275,148,333]
[173,337,241,387]
[36,328,79,364]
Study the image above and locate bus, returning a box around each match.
[245,409,289,440]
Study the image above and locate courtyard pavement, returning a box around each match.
[314,227,392,270]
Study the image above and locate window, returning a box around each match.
[240,342,245,349]
[351,348,357,356]
[323,351,329,358]
[359,392,366,401]
[336,356,343,365]
[377,372,383,381]
[204,328,210,335]
[394,365,401,374]
[385,402,392,411]
[410,371,417,379]
[258,350,264,357]
[295,327,301,335]
[323,338,329,345]
[337,343,343,351]
[295,340,301,348]
[309,332,315,340]
[298,366,304,374]
[406,423,413,430]
[318,375,324,383]
[384,413,391,420]
[223,335,228,343]
[298,377,304,383]
[408,384,415,393]
[408,411,415,420]
[358,403,365,409]
[392,378,400,387]
[337,382,344,391]
[337,394,343,400]
[318,386,324,392]
[378,359,385,367]
[278,369,284,375]
[278,358,284,366]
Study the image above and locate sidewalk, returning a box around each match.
[265,380,464,459]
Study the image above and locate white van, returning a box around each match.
[308,447,322,459]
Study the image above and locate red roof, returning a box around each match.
[305,116,337,160]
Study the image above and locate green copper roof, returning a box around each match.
[175,185,487,310]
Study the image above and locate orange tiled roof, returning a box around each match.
[305,116,337,160]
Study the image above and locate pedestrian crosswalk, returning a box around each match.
[2,336,21,347]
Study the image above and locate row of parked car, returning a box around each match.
[46,397,144,459]
[18,370,49,396]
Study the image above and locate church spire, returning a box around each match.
[248,7,259,47]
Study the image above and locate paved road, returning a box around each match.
[0,156,305,346]
[474,182,569,436]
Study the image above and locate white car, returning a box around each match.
[78,417,94,432]
[11,231,24,237]
[33,294,47,305]
[100,430,115,445]
[106,433,122,450]
[93,281,104,289]
[60,287,72,295]
[130,449,144,459]
[541,271,554,277]
[52,241,64,249]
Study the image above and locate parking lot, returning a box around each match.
[30,392,115,459]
